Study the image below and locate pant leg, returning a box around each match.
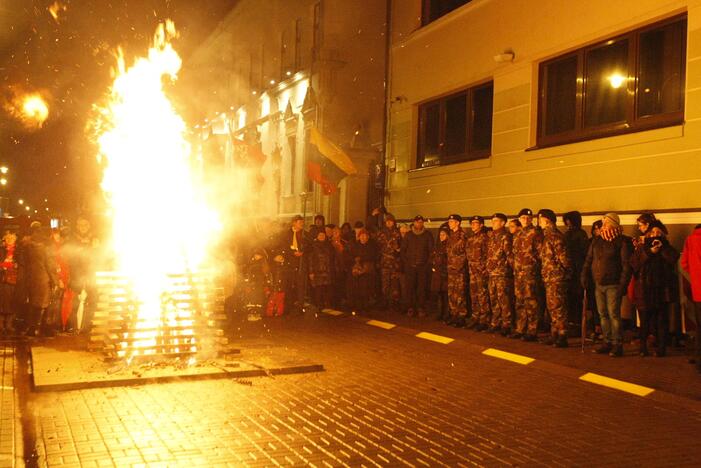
[447,272,467,317]
[404,266,418,309]
[595,284,611,344]
[605,285,622,345]
[639,308,650,352]
[415,264,428,310]
[488,277,499,327]
[656,306,668,354]
[546,281,568,336]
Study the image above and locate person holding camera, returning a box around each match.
[630,220,679,357]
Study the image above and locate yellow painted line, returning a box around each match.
[415,332,454,344]
[482,348,534,365]
[366,320,396,330]
[579,372,655,397]
[321,309,344,316]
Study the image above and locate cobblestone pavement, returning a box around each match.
[13,314,701,466]
[0,340,21,468]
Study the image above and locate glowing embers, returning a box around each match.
[91,271,227,361]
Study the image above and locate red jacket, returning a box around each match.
[681,227,701,302]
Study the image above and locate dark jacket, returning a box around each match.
[401,227,434,268]
[20,235,58,308]
[308,240,335,287]
[274,228,309,270]
[349,240,378,276]
[430,238,448,292]
[564,227,589,278]
[581,229,632,295]
[630,239,679,310]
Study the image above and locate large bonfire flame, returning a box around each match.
[92,21,220,360]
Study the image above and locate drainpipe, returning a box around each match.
[379,0,392,212]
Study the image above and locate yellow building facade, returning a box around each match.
[386,0,701,234]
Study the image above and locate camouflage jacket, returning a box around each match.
[466,228,489,278]
[376,227,402,270]
[487,228,513,277]
[513,224,542,275]
[446,228,467,273]
[539,226,571,283]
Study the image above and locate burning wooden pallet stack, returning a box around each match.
[89,271,229,361]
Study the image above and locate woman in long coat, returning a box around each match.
[630,220,679,357]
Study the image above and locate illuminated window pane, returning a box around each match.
[584,39,629,128]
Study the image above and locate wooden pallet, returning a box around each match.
[89,271,228,360]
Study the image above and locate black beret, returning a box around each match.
[517,208,533,217]
[492,213,507,222]
[469,215,484,224]
[538,209,557,224]
[447,214,462,222]
[414,215,425,222]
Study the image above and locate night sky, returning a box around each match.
[0,0,237,216]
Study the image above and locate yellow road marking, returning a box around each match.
[482,348,534,365]
[579,372,654,397]
[321,309,344,316]
[366,320,396,330]
[416,332,454,344]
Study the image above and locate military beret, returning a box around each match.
[447,214,462,222]
[538,209,557,224]
[413,215,425,222]
[492,213,507,222]
[517,208,533,217]
[469,215,484,224]
[292,214,304,222]
[385,213,396,222]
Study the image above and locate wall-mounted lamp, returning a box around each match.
[494,49,515,63]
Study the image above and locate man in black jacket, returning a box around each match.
[273,215,309,315]
[401,215,434,317]
[581,213,632,357]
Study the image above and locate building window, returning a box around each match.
[538,15,686,148]
[422,0,472,26]
[417,81,493,168]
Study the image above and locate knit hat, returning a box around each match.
[538,209,557,225]
[603,212,620,227]
[492,213,507,222]
[517,208,533,217]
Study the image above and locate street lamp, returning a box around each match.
[0,167,7,174]
[0,178,7,186]
[25,206,30,211]
[18,199,23,205]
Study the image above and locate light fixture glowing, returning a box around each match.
[0,167,7,174]
[286,71,292,76]
[18,199,24,205]
[269,79,276,85]
[0,178,7,186]
[608,73,626,89]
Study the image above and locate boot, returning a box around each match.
[609,344,623,357]
[541,334,557,346]
[594,343,613,354]
[555,335,568,348]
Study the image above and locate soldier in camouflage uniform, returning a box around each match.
[486,213,514,335]
[376,213,402,311]
[466,216,490,330]
[446,214,468,327]
[511,208,543,341]
[537,209,572,348]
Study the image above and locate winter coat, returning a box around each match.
[630,238,679,309]
[430,239,448,292]
[581,228,632,295]
[20,236,58,308]
[349,240,378,276]
[401,227,434,268]
[681,227,701,302]
[308,240,335,287]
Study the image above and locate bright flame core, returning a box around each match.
[5,92,50,128]
[92,21,220,358]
